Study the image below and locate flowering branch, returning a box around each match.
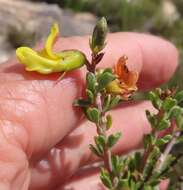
[74,17,140,190]
[74,18,183,190]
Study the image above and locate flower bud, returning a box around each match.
[90,17,108,54]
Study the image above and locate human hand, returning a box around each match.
[0,33,178,190]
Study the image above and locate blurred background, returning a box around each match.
[0,0,182,188]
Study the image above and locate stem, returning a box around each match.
[96,93,113,173]
[156,131,181,171]
[141,129,157,173]
[88,51,117,189]
[86,53,98,73]
[160,153,183,177]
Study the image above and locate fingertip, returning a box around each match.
[132,33,179,90]
[54,32,178,90]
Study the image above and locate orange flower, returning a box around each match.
[106,55,139,99]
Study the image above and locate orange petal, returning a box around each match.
[126,71,139,86]
[115,55,139,87]
[114,55,128,77]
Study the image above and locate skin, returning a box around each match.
[0,32,178,190]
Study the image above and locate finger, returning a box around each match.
[30,101,156,189]
[58,167,105,190]
[58,166,168,190]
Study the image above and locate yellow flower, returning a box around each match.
[16,23,86,74]
[106,55,139,99]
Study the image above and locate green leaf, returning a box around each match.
[176,136,183,144]
[168,106,183,119]
[155,88,162,96]
[175,114,183,130]
[86,89,94,103]
[103,68,113,74]
[103,94,111,112]
[135,182,143,189]
[100,168,113,189]
[86,72,96,94]
[111,155,125,176]
[118,179,129,189]
[107,132,122,148]
[73,99,91,107]
[146,110,157,128]
[148,178,160,187]
[86,107,101,124]
[130,179,138,190]
[148,91,162,110]
[162,97,177,111]
[97,72,116,91]
[143,147,160,179]
[111,155,120,174]
[109,95,122,109]
[95,135,106,148]
[175,90,183,103]
[159,155,176,173]
[149,146,160,160]
[89,144,103,157]
[106,114,112,130]
[134,152,142,170]
[143,185,153,190]
[128,156,136,172]
[157,118,170,131]
[144,134,154,149]
[155,135,172,146]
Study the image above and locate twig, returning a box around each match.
[96,92,113,173]
[157,131,181,171]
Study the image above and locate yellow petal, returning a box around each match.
[106,80,123,94]
[16,47,59,74]
[39,23,61,60]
